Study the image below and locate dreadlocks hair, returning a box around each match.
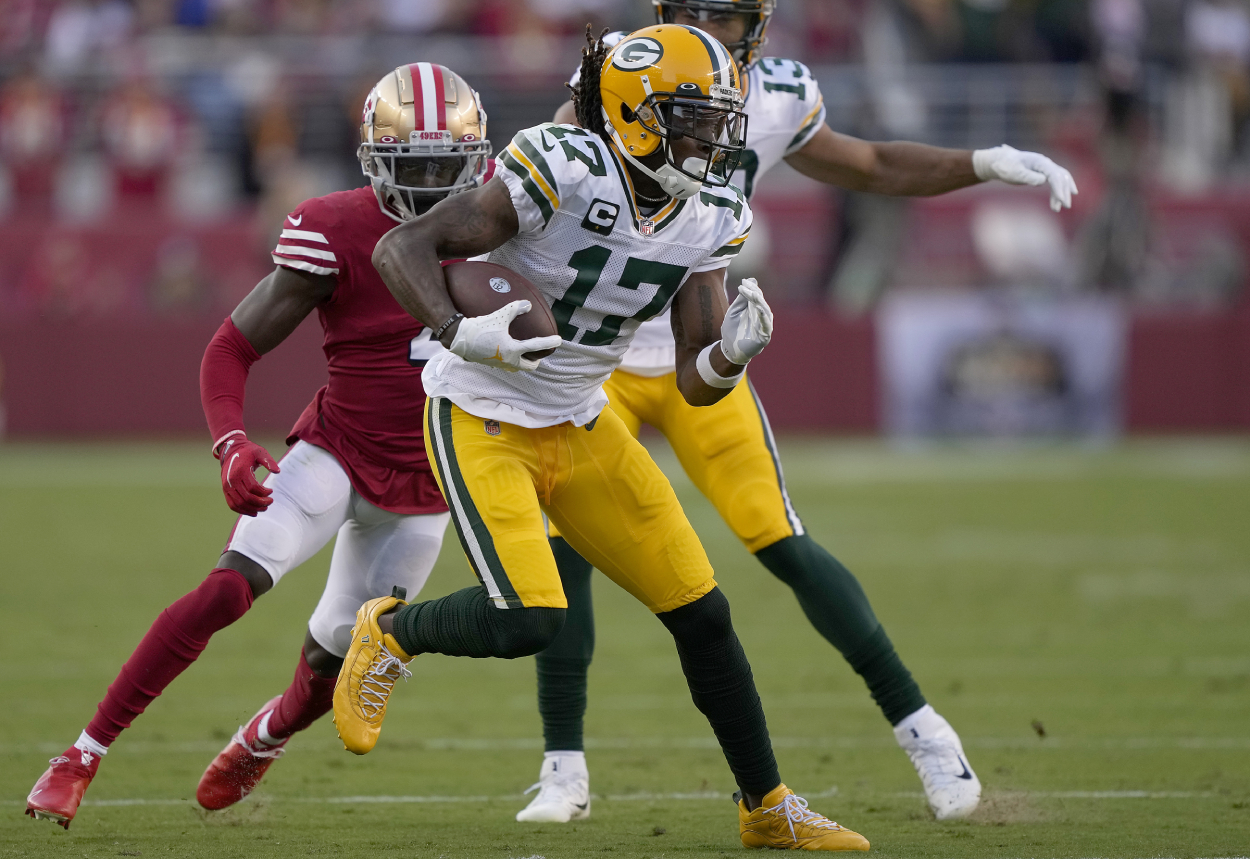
[570,26,611,136]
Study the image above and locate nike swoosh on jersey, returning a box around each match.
[288,214,302,226]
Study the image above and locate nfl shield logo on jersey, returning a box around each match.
[484,420,501,436]
[639,219,655,236]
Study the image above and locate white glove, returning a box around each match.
[719,278,773,364]
[447,300,563,372]
[972,144,1078,212]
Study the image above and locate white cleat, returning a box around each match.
[894,705,982,820]
[515,753,591,823]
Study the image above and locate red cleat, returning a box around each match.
[197,695,287,810]
[26,746,101,830]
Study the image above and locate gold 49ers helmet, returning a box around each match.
[599,24,747,200]
[358,63,491,222]
[653,0,776,66]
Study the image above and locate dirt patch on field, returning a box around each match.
[968,790,1046,825]
[194,794,271,826]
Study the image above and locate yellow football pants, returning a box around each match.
[423,396,717,613]
[548,371,803,553]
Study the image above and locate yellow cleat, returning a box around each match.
[739,785,870,851]
[332,595,412,755]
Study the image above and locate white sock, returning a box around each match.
[255,711,283,747]
[75,731,109,757]
[544,750,586,773]
[893,704,937,742]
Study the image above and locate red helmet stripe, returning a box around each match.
[431,64,447,130]
[409,62,442,132]
[406,63,425,129]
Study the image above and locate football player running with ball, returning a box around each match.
[26,64,491,828]
[333,24,870,851]
[517,1,1077,825]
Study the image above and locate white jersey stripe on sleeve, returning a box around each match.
[279,229,329,243]
[274,244,337,261]
[271,254,339,275]
[418,62,439,132]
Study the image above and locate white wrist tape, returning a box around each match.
[696,342,745,389]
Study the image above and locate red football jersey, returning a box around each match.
[271,176,492,515]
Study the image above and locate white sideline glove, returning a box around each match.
[719,278,773,365]
[448,300,563,373]
[972,144,1078,212]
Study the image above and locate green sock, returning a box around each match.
[754,534,926,725]
[391,586,564,659]
[535,537,595,752]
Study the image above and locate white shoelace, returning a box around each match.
[358,653,411,718]
[764,793,843,842]
[523,775,577,800]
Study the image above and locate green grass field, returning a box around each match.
[1,437,1248,859]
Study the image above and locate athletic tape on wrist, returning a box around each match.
[697,342,745,389]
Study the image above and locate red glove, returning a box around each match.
[217,435,281,516]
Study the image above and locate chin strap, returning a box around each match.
[603,109,705,201]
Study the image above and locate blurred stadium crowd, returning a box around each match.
[1,0,1249,317]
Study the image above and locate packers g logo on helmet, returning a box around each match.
[612,37,665,71]
[598,24,748,200]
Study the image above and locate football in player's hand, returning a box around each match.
[442,261,560,360]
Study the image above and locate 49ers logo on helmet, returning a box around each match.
[412,130,453,143]
[612,37,664,71]
[377,135,399,143]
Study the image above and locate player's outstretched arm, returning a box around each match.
[202,265,335,515]
[785,124,1076,211]
[372,177,519,347]
[672,272,773,407]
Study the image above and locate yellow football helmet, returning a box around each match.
[358,63,491,222]
[598,24,747,199]
[653,0,776,66]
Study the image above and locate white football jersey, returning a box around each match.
[422,123,752,427]
[570,36,826,374]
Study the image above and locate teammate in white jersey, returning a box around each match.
[518,2,1077,825]
[331,24,871,851]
